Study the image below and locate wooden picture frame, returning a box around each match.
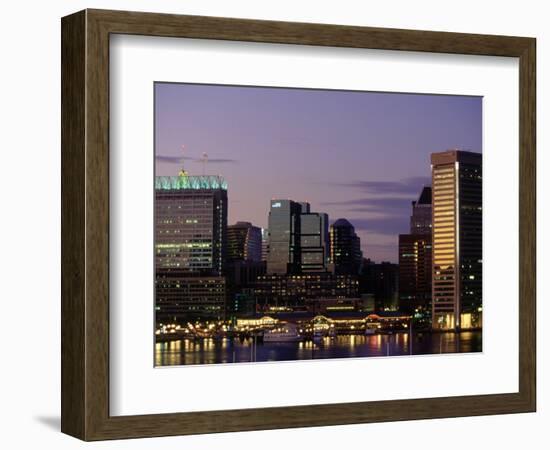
[61,9,536,441]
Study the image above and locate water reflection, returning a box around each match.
[155,331,482,367]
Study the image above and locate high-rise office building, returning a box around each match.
[225,222,265,319]
[398,234,432,315]
[155,172,228,322]
[261,228,269,262]
[299,211,330,273]
[410,186,432,234]
[431,150,482,330]
[399,186,433,318]
[266,199,303,274]
[267,199,331,274]
[155,174,228,274]
[227,221,262,263]
[330,218,362,275]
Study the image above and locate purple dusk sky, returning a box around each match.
[155,83,482,263]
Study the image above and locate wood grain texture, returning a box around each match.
[61,10,86,439]
[61,9,537,441]
[518,39,536,410]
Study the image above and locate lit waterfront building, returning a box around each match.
[227,221,262,263]
[330,218,363,275]
[431,150,482,330]
[155,169,228,322]
[155,273,226,320]
[254,272,360,310]
[235,311,411,335]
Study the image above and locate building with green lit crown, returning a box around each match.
[155,169,228,323]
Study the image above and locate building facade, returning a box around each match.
[330,218,363,275]
[299,211,330,273]
[227,221,262,263]
[266,199,332,274]
[155,270,226,321]
[398,186,433,320]
[254,273,360,310]
[266,199,302,274]
[431,150,482,330]
[261,228,269,262]
[398,234,432,316]
[360,260,399,311]
[155,174,228,323]
[410,186,433,234]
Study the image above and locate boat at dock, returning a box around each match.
[263,323,302,342]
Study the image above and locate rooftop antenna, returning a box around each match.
[201,152,208,175]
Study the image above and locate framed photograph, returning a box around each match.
[61,9,536,441]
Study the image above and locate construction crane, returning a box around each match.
[178,145,188,177]
[201,152,208,175]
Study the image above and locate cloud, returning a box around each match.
[155,155,191,163]
[320,177,428,237]
[322,197,412,213]
[320,176,429,262]
[155,155,239,164]
[203,158,239,164]
[320,176,430,262]
[348,216,409,236]
[332,176,430,195]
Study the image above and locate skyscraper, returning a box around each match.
[155,172,228,322]
[225,221,265,319]
[261,228,269,262]
[155,174,228,274]
[410,186,432,234]
[330,218,362,275]
[398,186,433,318]
[299,211,330,273]
[431,150,482,330]
[261,201,358,311]
[398,234,432,315]
[227,221,262,263]
[266,199,302,274]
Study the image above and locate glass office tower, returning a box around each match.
[431,150,482,330]
[266,199,302,274]
[299,212,329,273]
[227,221,262,263]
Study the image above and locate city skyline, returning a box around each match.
[154,150,482,364]
[155,83,482,263]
